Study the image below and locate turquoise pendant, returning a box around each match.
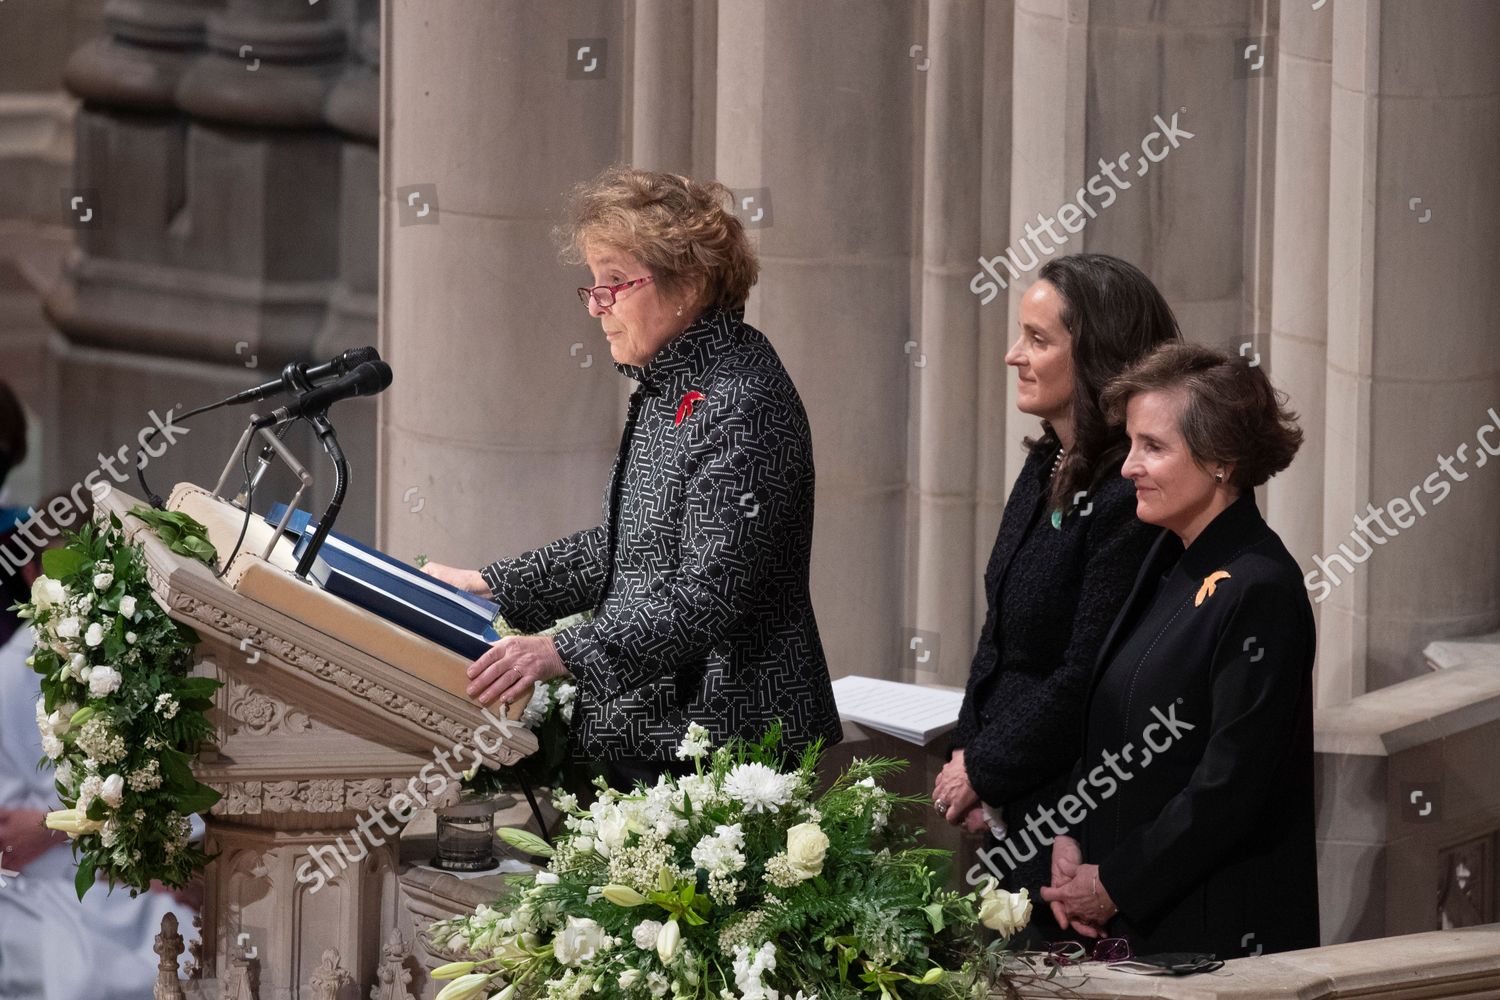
[1050,509,1063,530]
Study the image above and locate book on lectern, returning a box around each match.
[264,503,501,660]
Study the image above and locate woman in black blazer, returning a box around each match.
[1042,343,1318,958]
[932,254,1179,937]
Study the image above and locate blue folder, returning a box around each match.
[265,504,501,660]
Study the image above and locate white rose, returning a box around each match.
[596,808,630,858]
[785,822,829,880]
[119,595,137,619]
[977,882,1032,937]
[93,572,114,591]
[534,871,560,886]
[56,617,81,640]
[31,576,67,611]
[100,774,125,809]
[632,920,663,950]
[84,622,105,648]
[552,916,607,967]
[88,665,123,698]
[46,708,71,737]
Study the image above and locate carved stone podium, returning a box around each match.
[103,485,536,999]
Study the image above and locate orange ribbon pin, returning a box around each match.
[1194,570,1231,607]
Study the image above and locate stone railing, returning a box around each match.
[1021,925,1500,999]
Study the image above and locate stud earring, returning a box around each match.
[676,305,683,317]
[1215,471,1224,482]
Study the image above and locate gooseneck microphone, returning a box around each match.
[251,361,393,430]
[222,347,381,407]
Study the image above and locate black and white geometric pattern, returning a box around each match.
[482,306,843,762]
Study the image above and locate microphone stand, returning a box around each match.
[240,363,311,505]
[293,410,348,580]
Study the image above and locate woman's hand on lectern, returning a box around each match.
[421,561,490,595]
[466,635,570,708]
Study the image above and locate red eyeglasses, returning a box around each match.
[577,275,654,309]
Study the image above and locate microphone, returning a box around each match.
[223,347,381,407]
[252,361,392,429]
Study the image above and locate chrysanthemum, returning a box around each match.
[723,762,795,814]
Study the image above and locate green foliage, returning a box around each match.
[426,730,1035,1000]
[126,505,218,565]
[14,513,222,898]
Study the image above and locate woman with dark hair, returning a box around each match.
[931,254,1179,938]
[1041,342,1318,957]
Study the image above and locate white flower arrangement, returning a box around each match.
[15,512,222,898]
[427,726,1034,1000]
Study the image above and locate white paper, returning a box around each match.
[831,675,965,746]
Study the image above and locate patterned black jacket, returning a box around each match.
[482,307,843,762]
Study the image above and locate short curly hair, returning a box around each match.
[1100,342,1303,490]
[556,166,759,311]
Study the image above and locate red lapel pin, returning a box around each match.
[675,390,705,426]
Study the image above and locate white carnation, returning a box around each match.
[691,823,746,876]
[632,919,663,950]
[88,664,123,698]
[41,732,65,759]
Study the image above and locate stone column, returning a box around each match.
[1003,0,1085,490]
[1320,0,1500,697]
[42,0,378,538]
[1265,0,1333,695]
[714,0,914,680]
[379,0,626,569]
[321,0,381,533]
[631,0,696,175]
[911,0,986,687]
[970,0,1014,642]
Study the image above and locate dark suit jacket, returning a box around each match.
[1079,491,1319,957]
[481,307,842,763]
[951,434,1158,899]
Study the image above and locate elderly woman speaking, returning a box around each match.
[424,167,842,790]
